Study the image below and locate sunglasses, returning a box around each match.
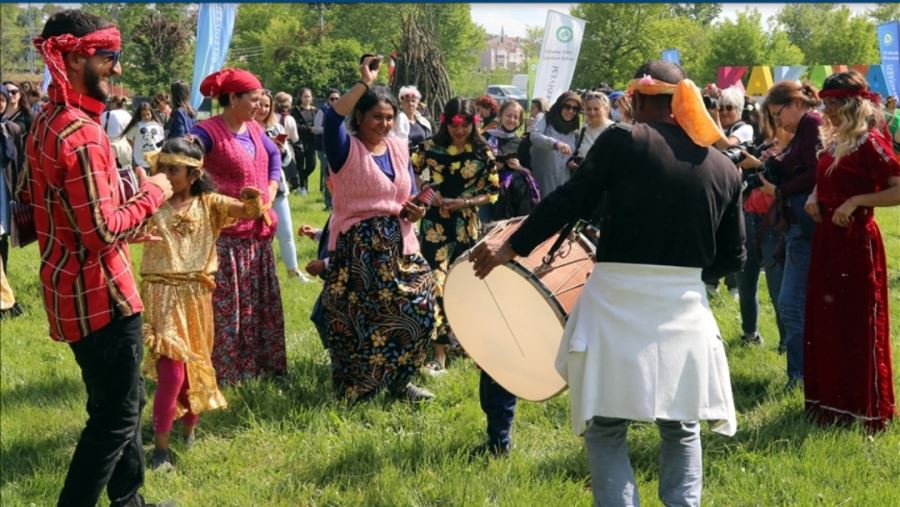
[7,88,19,95]
[562,104,580,112]
[329,96,339,102]
[718,105,736,112]
[94,49,121,66]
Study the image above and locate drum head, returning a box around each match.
[444,260,567,401]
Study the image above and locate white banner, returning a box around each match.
[532,10,587,105]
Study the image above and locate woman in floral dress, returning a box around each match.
[321,56,436,402]
[414,97,500,373]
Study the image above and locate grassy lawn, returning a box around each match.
[2,166,899,506]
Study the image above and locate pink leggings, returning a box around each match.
[153,356,199,434]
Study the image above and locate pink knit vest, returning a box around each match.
[197,116,276,239]
[328,136,419,255]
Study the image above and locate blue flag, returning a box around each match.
[191,4,238,110]
[877,21,899,99]
[661,49,681,66]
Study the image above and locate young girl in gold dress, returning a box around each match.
[141,137,266,469]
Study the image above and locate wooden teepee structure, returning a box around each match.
[391,6,452,121]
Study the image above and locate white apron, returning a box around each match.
[556,262,737,437]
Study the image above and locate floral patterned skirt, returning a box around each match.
[211,235,286,385]
[322,216,435,400]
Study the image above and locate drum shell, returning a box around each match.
[444,218,595,401]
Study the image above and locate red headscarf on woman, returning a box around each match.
[199,68,263,97]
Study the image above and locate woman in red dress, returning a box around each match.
[803,71,900,432]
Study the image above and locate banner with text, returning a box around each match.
[532,10,586,105]
[190,3,237,110]
[877,21,899,99]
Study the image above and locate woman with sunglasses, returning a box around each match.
[1,81,33,135]
[739,80,823,390]
[529,91,581,198]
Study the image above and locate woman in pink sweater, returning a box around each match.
[321,55,436,402]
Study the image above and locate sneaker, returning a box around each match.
[0,302,24,320]
[422,360,446,377]
[393,383,435,402]
[471,440,511,458]
[182,432,195,450]
[740,332,764,346]
[150,448,174,471]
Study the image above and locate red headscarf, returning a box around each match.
[199,68,263,97]
[33,26,121,105]
[818,87,881,105]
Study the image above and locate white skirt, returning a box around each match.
[556,262,737,436]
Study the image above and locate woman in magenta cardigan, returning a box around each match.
[189,69,286,385]
[321,55,435,402]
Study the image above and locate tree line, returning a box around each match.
[2,3,898,99]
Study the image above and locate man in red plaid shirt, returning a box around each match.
[20,10,173,507]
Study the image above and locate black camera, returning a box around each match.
[744,157,782,190]
[722,145,745,164]
[703,95,719,110]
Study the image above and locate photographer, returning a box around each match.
[703,86,752,298]
[738,80,822,389]
[734,100,788,349]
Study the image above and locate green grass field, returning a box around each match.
[2,167,899,506]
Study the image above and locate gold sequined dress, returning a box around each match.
[141,192,239,417]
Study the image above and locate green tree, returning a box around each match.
[705,11,770,69]
[867,4,900,24]
[522,25,544,62]
[668,3,722,25]
[276,38,366,96]
[811,7,878,65]
[776,4,878,64]
[122,9,195,97]
[766,31,805,66]
[80,3,151,45]
[1,4,27,74]
[571,4,709,89]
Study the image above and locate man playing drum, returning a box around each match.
[470,60,745,506]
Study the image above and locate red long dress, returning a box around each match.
[804,129,900,432]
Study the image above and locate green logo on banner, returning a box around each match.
[556,26,573,43]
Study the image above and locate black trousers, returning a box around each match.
[58,314,147,507]
[296,141,317,190]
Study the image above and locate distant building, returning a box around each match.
[479,28,526,71]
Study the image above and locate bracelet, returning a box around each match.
[356,80,370,92]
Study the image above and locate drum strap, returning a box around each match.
[542,220,576,266]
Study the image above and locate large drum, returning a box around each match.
[443,218,595,401]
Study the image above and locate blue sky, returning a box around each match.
[470,3,879,38]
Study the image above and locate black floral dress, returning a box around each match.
[322,216,435,400]
[413,141,499,344]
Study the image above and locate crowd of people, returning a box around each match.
[1,9,898,507]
